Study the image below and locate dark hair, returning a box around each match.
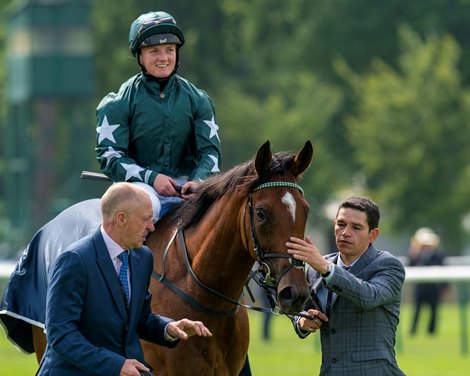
[338,196,380,230]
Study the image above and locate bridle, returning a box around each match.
[246,181,306,314]
[152,180,307,317]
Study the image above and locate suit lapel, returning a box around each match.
[128,250,140,310]
[93,232,129,321]
[328,246,377,311]
[128,249,147,314]
[312,254,338,292]
[349,244,377,275]
[313,254,338,313]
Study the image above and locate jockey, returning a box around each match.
[95,11,222,222]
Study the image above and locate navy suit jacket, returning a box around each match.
[36,229,177,375]
[294,245,406,376]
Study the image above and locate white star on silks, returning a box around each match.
[102,147,122,166]
[120,163,144,181]
[203,115,220,142]
[97,115,120,144]
[208,155,220,173]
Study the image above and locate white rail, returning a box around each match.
[1,262,469,354]
[404,266,470,282]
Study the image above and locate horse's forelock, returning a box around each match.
[255,151,295,185]
[272,151,295,171]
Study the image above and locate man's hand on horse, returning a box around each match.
[167,318,213,340]
[299,309,328,333]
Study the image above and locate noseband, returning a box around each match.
[247,181,306,311]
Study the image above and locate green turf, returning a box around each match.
[0,333,38,374]
[248,303,469,375]
[0,304,468,375]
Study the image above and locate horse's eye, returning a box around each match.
[256,208,266,222]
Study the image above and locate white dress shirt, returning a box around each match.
[100,225,131,300]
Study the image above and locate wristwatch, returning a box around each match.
[321,263,334,278]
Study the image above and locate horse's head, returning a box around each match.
[246,140,313,315]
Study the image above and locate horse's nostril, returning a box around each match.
[278,287,294,302]
[277,286,310,314]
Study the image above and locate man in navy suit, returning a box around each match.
[36,182,212,376]
[287,196,406,376]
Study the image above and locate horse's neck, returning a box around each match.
[184,195,254,300]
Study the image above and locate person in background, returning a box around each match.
[96,11,221,222]
[262,310,273,342]
[36,183,212,376]
[408,227,447,336]
[287,196,406,376]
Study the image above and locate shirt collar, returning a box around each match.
[100,225,126,260]
[338,255,359,269]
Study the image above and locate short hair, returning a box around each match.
[337,196,380,230]
[101,182,147,220]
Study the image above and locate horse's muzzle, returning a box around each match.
[277,283,310,315]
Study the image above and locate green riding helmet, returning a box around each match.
[128,11,185,56]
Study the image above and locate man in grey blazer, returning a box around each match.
[287,196,406,376]
[36,182,212,376]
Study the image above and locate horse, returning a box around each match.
[1,140,313,375]
[141,140,313,375]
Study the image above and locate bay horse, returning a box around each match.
[6,140,313,375]
[142,140,313,375]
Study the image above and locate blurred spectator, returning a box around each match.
[262,303,273,342]
[408,227,447,335]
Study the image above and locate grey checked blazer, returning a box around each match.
[294,244,406,376]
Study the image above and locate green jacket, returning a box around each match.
[96,73,221,185]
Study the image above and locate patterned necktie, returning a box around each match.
[118,251,130,302]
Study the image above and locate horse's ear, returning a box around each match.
[292,140,314,177]
[255,140,273,175]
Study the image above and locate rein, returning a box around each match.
[151,181,307,317]
[153,230,275,317]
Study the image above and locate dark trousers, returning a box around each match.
[411,285,440,335]
[239,355,252,376]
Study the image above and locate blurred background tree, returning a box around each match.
[338,25,470,252]
[1,0,470,256]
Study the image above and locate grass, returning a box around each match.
[0,304,468,375]
[248,303,469,375]
[0,333,38,375]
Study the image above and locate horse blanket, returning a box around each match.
[0,199,101,353]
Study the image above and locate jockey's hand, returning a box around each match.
[181,181,198,199]
[166,318,212,340]
[120,358,150,376]
[153,174,181,197]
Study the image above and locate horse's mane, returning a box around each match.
[169,151,296,229]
